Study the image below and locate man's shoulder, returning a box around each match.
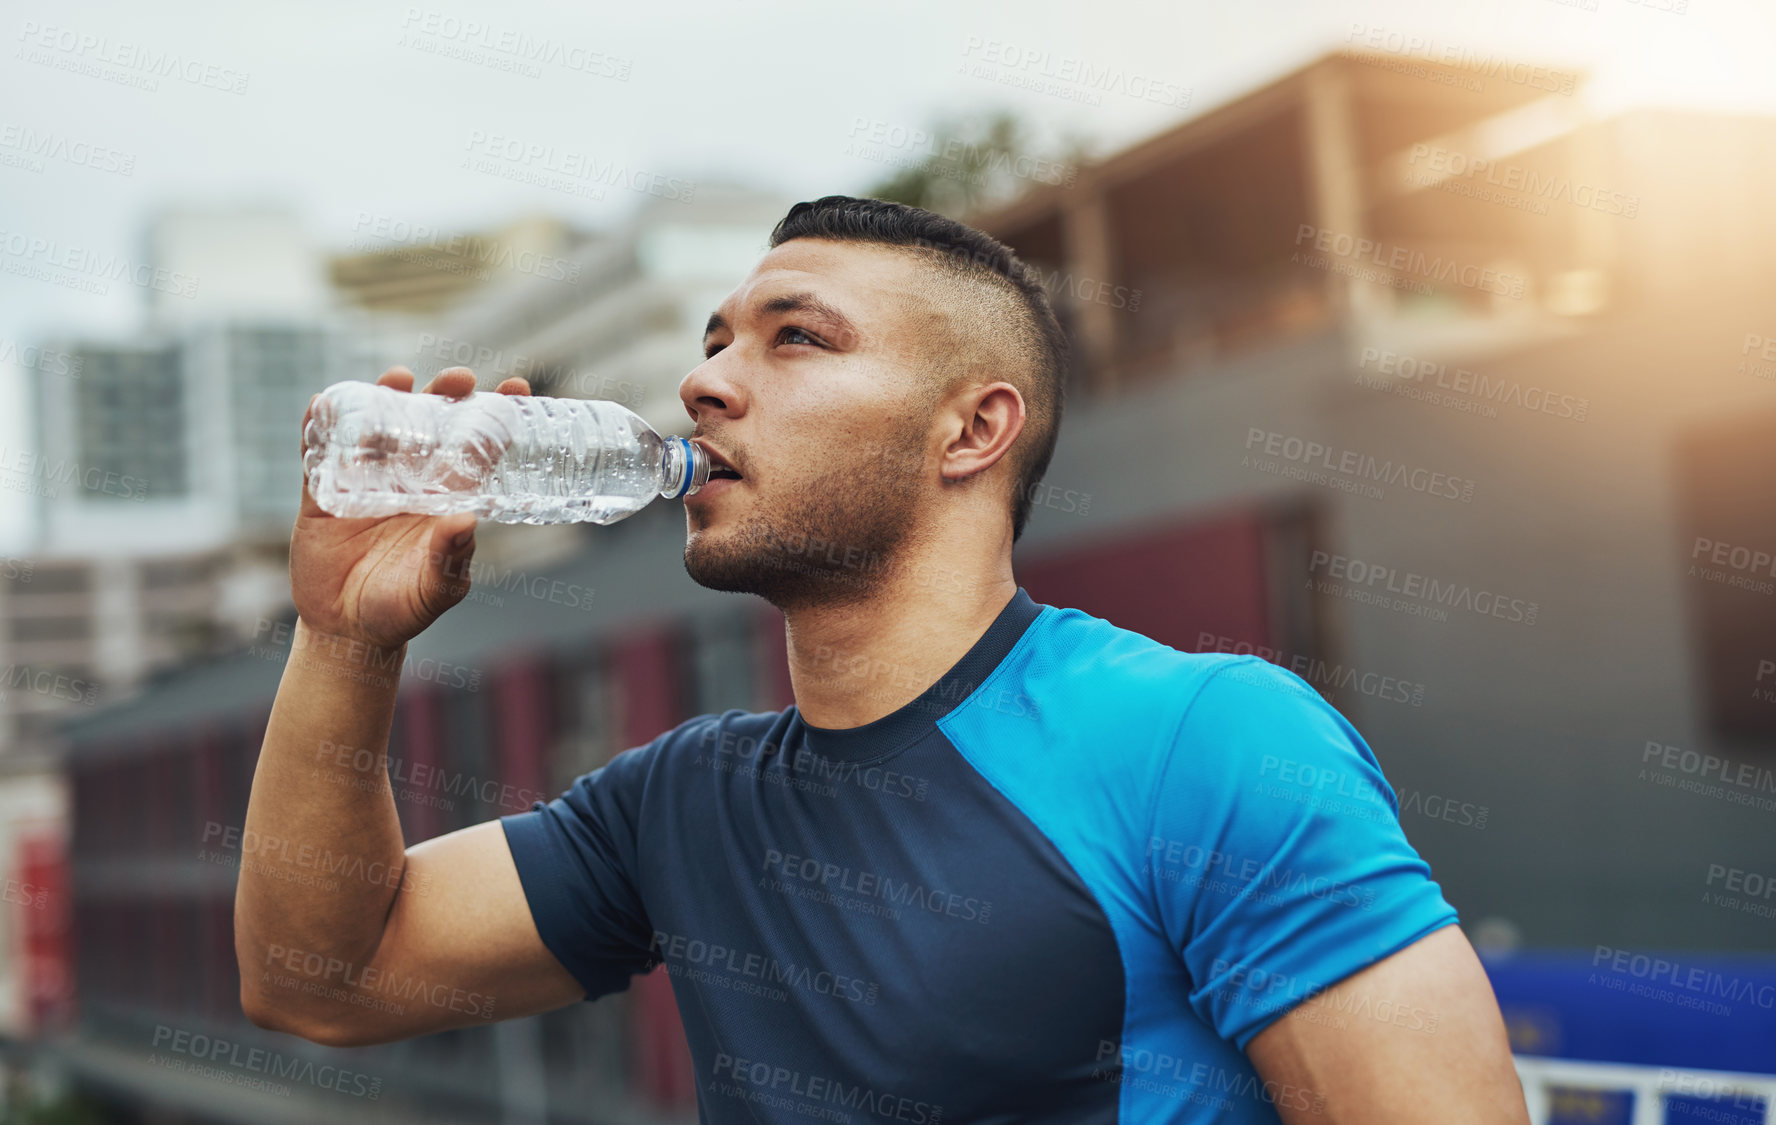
[1014,603,1307,726]
[937,603,1307,778]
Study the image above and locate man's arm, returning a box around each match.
[235,365,584,1046]
[235,622,584,1046]
[1247,926,1529,1124]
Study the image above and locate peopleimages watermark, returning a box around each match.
[150,1025,381,1100]
[1206,959,1441,1035]
[1343,25,1579,95]
[1738,333,1776,382]
[411,333,645,406]
[1294,225,1526,298]
[649,929,880,1006]
[1688,536,1776,597]
[1661,1073,1767,1119]
[858,438,1094,512]
[0,663,100,708]
[313,738,545,814]
[1195,634,1425,708]
[906,236,1143,313]
[1243,428,1476,505]
[843,116,1077,191]
[709,1053,941,1123]
[262,942,496,1020]
[249,618,484,692]
[395,543,595,612]
[1143,835,1376,911]
[1356,348,1589,423]
[760,849,992,925]
[1094,1042,1326,1115]
[1640,740,1776,814]
[958,36,1191,108]
[14,22,250,95]
[1307,550,1539,626]
[0,229,198,300]
[347,212,580,285]
[461,130,693,204]
[0,443,148,501]
[0,878,51,912]
[397,8,631,81]
[0,338,81,379]
[696,725,931,802]
[200,821,433,895]
[1589,945,1775,1016]
[0,122,136,176]
[1754,659,1776,708]
[1703,863,1776,922]
[1402,144,1638,219]
[1253,752,1490,832]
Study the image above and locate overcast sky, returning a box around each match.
[2,0,1772,552]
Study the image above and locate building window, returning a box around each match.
[74,346,187,499]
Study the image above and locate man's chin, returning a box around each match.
[683,527,887,607]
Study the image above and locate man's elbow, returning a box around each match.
[239,983,386,1049]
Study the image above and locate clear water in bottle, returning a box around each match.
[302,380,709,525]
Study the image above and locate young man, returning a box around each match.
[238,196,1529,1123]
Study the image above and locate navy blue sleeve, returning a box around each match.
[500,727,677,1001]
[1152,657,1460,1048]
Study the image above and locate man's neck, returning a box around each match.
[782,567,1018,730]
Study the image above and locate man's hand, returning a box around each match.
[291,365,530,649]
[1246,926,1530,1124]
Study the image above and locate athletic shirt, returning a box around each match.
[501,587,1458,1124]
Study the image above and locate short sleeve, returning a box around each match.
[1152,657,1459,1048]
[500,729,672,1001]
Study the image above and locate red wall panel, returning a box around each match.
[1016,508,1274,653]
[610,626,697,1109]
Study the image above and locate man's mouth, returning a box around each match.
[694,440,744,483]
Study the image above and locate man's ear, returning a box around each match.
[939,382,1024,483]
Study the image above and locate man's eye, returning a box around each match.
[778,326,820,348]
[703,343,725,359]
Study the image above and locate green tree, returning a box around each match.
[866,111,1088,218]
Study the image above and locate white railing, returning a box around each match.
[1515,1055,1776,1125]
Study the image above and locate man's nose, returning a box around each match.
[678,353,748,424]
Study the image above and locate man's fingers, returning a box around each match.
[494,377,531,396]
[377,366,416,392]
[297,464,326,518]
[421,367,477,398]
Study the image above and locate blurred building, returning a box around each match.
[4,209,562,752]
[32,322,360,557]
[387,183,794,573]
[42,50,1776,1124]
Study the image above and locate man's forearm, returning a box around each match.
[234,618,414,1022]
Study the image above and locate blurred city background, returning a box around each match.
[0,0,1774,1121]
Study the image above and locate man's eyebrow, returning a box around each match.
[701,292,861,347]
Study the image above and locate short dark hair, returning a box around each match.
[768,195,1068,543]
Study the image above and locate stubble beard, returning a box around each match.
[683,447,924,614]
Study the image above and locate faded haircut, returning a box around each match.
[768,195,1068,543]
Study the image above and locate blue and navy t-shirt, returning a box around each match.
[501,588,1458,1123]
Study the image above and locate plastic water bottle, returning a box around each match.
[301,380,710,525]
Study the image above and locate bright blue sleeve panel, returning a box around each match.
[939,608,1458,1122]
[1158,657,1460,1048]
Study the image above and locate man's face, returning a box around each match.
[678,238,945,609]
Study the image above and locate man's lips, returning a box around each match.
[693,438,743,481]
